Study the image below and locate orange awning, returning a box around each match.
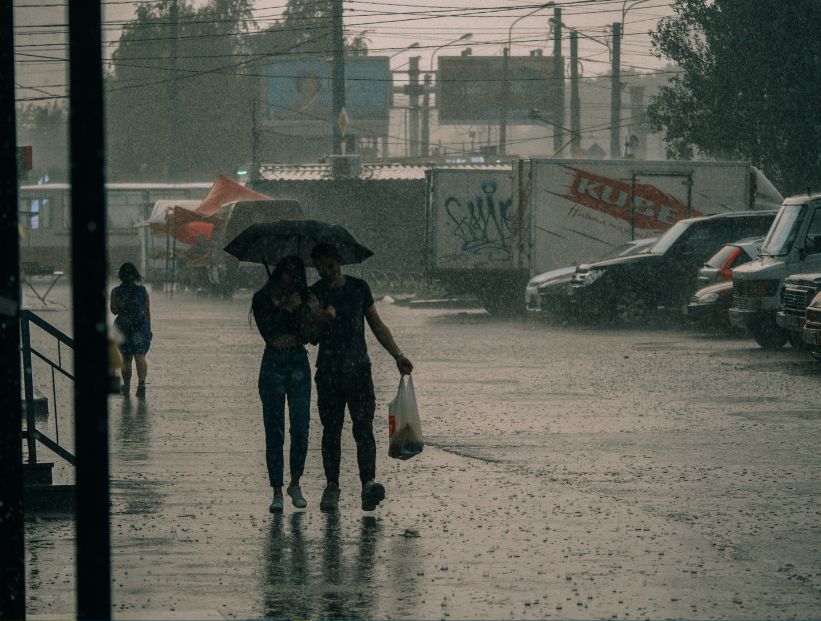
[195,175,272,218]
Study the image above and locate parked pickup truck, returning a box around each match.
[730,192,821,348]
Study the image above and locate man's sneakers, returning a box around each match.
[361,480,385,511]
[320,482,340,511]
[269,492,284,513]
[287,485,307,509]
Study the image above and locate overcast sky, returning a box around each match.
[13,0,674,104]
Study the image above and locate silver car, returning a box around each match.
[525,237,657,314]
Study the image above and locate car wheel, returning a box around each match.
[787,330,807,351]
[750,317,788,349]
[614,291,651,326]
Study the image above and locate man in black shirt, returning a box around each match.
[310,243,413,511]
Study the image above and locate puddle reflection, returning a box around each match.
[262,512,382,619]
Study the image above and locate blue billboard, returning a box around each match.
[265,57,390,123]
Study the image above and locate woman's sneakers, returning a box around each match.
[361,480,385,511]
[287,485,307,509]
[135,383,146,399]
[269,492,284,513]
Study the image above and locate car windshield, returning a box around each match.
[760,204,805,256]
[649,221,692,255]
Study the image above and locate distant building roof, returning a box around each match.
[258,162,510,182]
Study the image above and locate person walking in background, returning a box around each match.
[252,255,328,513]
[110,262,152,398]
[309,243,414,512]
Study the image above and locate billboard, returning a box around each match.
[438,56,559,123]
[264,57,390,126]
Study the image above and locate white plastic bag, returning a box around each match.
[388,375,424,460]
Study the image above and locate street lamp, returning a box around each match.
[621,0,653,29]
[422,33,472,157]
[391,41,419,60]
[616,0,652,158]
[429,32,472,73]
[500,2,555,155]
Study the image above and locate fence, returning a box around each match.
[20,310,76,469]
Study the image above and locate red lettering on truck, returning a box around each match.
[555,166,700,230]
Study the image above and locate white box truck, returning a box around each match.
[424,166,517,312]
[426,160,782,313]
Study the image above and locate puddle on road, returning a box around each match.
[726,410,821,421]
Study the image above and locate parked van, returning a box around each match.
[730,193,821,348]
[777,273,821,348]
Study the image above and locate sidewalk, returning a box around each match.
[24,286,821,619]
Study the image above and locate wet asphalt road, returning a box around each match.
[23,283,821,619]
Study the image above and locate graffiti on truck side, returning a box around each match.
[444,181,513,256]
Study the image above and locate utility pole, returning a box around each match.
[250,99,260,181]
[421,72,432,157]
[407,56,420,157]
[610,21,621,158]
[552,7,563,156]
[569,30,580,156]
[499,47,509,155]
[0,0,25,617]
[169,0,179,181]
[330,0,346,155]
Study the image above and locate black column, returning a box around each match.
[0,1,26,618]
[67,1,111,618]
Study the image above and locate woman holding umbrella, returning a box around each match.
[251,255,329,512]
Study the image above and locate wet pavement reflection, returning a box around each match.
[262,513,382,620]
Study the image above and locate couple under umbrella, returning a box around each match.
[225,221,414,513]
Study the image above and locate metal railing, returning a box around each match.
[20,309,76,467]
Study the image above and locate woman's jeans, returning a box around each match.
[258,347,311,488]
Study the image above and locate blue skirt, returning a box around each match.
[115,318,152,356]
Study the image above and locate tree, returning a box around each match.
[105,0,256,180]
[105,0,370,178]
[16,103,68,181]
[648,0,821,194]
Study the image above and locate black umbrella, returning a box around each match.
[223,220,374,270]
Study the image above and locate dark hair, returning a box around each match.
[270,255,307,290]
[250,255,307,328]
[118,262,142,285]
[311,243,341,262]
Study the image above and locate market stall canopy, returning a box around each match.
[195,175,272,218]
[143,200,215,244]
[144,200,201,228]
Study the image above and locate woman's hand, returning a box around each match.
[281,291,302,312]
[307,292,321,312]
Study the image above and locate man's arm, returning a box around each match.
[364,304,413,375]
